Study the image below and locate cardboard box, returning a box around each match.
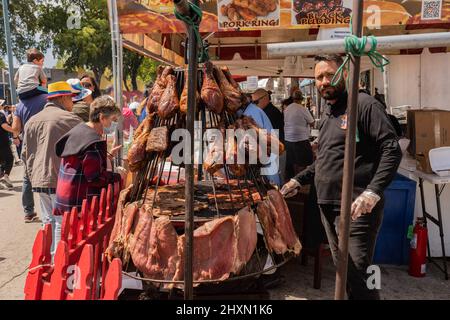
[406,109,450,173]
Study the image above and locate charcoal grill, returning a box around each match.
[120,66,297,294]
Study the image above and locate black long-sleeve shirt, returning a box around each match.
[263,103,285,143]
[294,92,402,205]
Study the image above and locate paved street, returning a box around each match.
[1,165,449,300]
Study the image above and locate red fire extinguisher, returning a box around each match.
[409,217,428,277]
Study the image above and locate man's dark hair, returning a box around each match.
[27,48,44,63]
[314,54,344,67]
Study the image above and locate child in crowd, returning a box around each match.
[14,48,48,100]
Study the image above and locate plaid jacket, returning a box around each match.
[55,123,120,216]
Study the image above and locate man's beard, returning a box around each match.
[319,79,346,101]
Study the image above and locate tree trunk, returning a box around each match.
[92,68,103,88]
[131,72,139,91]
[124,79,130,92]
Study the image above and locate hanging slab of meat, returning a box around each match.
[267,190,301,255]
[106,200,139,262]
[130,213,180,282]
[225,133,246,177]
[106,186,132,261]
[180,70,200,114]
[175,216,238,284]
[203,131,225,175]
[221,66,241,91]
[214,66,242,113]
[256,190,302,255]
[256,200,287,255]
[146,126,169,153]
[201,62,224,114]
[147,66,173,113]
[235,116,285,157]
[128,113,155,172]
[158,74,180,119]
[232,207,257,274]
[133,114,153,140]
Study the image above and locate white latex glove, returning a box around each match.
[280,179,301,198]
[351,190,381,221]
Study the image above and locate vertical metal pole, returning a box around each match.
[174,0,199,300]
[334,0,364,300]
[2,0,17,104]
[108,0,124,162]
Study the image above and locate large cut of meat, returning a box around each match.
[106,186,132,262]
[144,184,208,217]
[146,126,169,153]
[106,198,139,262]
[256,190,301,255]
[158,74,179,119]
[232,207,257,274]
[225,131,246,177]
[128,114,154,172]
[147,66,173,113]
[221,66,241,91]
[234,116,285,158]
[203,129,225,175]
[130,211,180,282]
[214,66,242,113]
[267,190,301,254]
[133,114,153,140]
[175,216,238,283]
[201,62,224,114]
[180,70,200,114]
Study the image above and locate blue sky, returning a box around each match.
[4,49,57,68]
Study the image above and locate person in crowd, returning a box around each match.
[129,99,140,118]
[55,95,124,217]
[251,88,285,184]
[80,75,101,100]
[67,78,93,122]
[22,81,82,254]
[373,88,403,137]
[121,95,139,140]
[281,54,402,300]
[14,48,48,100]
[12,91,48,223]
[284,90,315,180]
[0,104,15,190]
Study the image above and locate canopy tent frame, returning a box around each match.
[108,0,450,301]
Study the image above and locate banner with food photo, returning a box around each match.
[117,0,450,34]
[217,0,281,30]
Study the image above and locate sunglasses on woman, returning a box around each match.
[82,82,93,89]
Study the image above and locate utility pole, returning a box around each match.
[2,0,17,104]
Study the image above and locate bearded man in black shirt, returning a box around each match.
[281,54,402,300]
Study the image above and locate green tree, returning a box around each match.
[0,0,49,61]
[38,0,112,84]
[123,49,143,91]
[137,58,161,87]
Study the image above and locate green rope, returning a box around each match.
[174,2,209,63]
[331,35,390,87]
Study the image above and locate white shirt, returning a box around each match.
[284,103,314,142]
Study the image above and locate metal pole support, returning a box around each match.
[335,0,364,300]
[174,0,199,301]
[2,0,17,104]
